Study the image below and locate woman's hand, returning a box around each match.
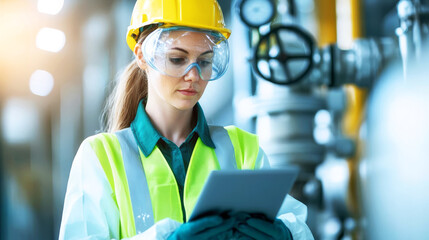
[167,215,235,240]
[235,215,293,240]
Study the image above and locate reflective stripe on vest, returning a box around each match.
[89,133,136,237]
[208,125,237,169]
[89,125,259,238]
[115,128,154,234]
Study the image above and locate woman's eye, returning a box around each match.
[169,57,186,65]
[198,59,213,68]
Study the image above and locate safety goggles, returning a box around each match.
[141,26,229,81]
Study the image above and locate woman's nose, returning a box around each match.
[183,65,202,82]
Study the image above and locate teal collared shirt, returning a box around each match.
[130,100,215,220]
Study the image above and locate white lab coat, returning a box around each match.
[59,138,314,240]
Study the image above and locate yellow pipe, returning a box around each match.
[350,0,364,39]
[343,1,366,238]
[344,0,366,137]
[343,87,367,138]
[343,84,367,214]
[315,0,337,46]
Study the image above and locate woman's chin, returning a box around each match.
[171,99,198,111]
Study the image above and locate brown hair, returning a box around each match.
[102,26,157,132]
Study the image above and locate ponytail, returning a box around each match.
[103,60,147,132]
[102,26,157,132]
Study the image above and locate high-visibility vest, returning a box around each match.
[87,125,260,238]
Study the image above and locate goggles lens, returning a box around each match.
[142,27,229,81]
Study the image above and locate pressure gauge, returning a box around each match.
[238,0,276,28]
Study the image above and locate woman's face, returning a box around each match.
[137,30,213,111]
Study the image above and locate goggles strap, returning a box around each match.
[135,24,163,42]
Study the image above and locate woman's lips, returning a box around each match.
[178,89,198,96]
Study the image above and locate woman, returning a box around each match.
[59,0,314,239]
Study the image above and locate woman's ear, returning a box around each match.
[134,44,147,70]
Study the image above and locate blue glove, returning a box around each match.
[168,215,235,240]
[236,217,293,240]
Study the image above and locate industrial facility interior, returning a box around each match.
[1,0,429,239]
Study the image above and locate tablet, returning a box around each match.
[188,168,299,221]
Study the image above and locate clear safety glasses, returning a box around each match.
[141,27,230,81]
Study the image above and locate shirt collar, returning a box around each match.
[131,100,215,157]
[194,103,215,148]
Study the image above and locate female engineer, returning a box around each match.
[59,0,314,239]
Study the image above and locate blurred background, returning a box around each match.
[0,0,428,239]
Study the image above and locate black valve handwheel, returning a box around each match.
[253,25,315,85]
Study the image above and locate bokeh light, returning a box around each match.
[29,69,55,96]
[36,27,66,53]
[37,0,64,15]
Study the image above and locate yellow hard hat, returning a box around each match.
[126,0,231,52]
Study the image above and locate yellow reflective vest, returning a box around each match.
[88,125,260,238]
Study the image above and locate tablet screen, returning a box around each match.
[188,168,299,221]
